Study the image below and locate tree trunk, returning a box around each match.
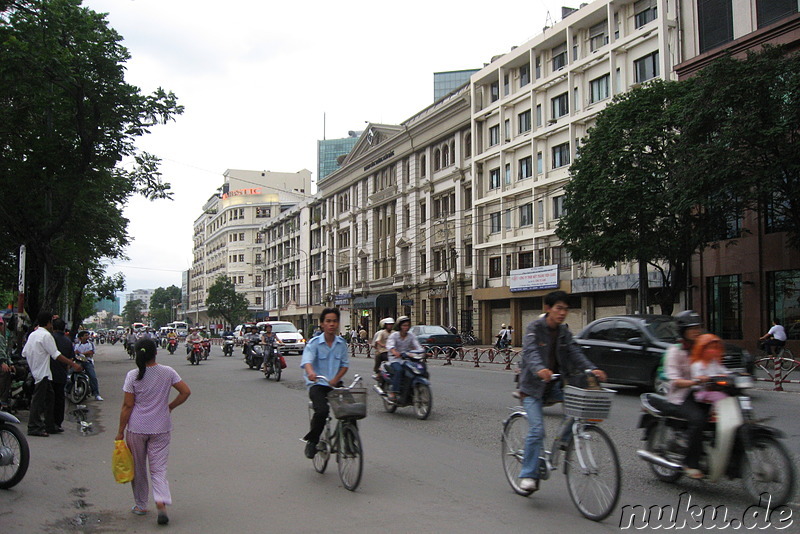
[638,258,648,314]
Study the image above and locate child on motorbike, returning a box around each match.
[689,333,729,405]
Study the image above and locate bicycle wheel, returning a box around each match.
[742,435,795,506]
[779,349,796,371]
[0,423,30,489]
[413,383,432,420]
[337,423,363,491]
[564,425,621,521]
[501,412,533,496]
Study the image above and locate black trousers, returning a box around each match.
[52,380,66,428]
[678,395,710,469]
[304,385,332,444]
[29,377,54,433]
[373,352,388,374]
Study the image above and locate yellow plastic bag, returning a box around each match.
[112,440,134,484]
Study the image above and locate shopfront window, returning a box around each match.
[768,270,800,340]
[707,274,742,339]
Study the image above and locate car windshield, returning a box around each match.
[416,325,450,335]
[269,324,298,334]
[644,318,679,343]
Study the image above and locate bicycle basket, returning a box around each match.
[328,387,368,420]
[563,385,615,420]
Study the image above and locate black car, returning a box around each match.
[574,315,752,393]
[410,325,463,356]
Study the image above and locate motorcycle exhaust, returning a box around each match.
[636,449,683,470]
[372,384,388,397]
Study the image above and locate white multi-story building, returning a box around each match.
[125,289,154,318]
[469,0,678,340]
[189,169,310,327]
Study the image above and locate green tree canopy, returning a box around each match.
[0,0,183,319]
[149,285,181,328]
[556,80,736,315]
[206,276,250,328]
[122,299,144,325]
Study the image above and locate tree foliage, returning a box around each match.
[0,0,183,319]
[149,285,181,328]
[206,276,250,328]
[122,298,144,325]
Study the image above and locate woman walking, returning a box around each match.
[116,338,191,525]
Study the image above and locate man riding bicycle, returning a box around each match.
[517,290,606,493]
[301,308,349,459]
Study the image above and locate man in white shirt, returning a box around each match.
[760,318,788,355]
[22,312,82,436]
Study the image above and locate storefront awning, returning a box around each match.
[353,293,396,309]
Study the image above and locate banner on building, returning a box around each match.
[510,265,559,292]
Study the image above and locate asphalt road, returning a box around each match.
[2,342,799,533]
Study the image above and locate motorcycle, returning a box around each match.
[372,350,432,420]
[244,343,264,370]
[126,341,135,360]
[66,354,91,404]
[637,373,796,506]
[167,338,178,355]
[0,408,29,489]
[6,356,33,414]
[262,344,282,381]
[222,335,234,357]
[202,339,211,360]
[188,342,203,365]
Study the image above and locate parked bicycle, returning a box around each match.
[460,330,480,346]
[308,374,366,491]
[501,374,621,521]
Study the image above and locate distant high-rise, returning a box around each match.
[95,297,120,316]
[317,131,361,181]
[434,69,479,101]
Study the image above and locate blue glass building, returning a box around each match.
[317,132,361,181]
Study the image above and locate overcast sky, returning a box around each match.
[81,0,560,301]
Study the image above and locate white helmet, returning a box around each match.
[380,317,395,328]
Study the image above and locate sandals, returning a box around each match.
[683,467,704,480]
[131,505,147,515]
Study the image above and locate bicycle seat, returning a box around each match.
[640,393,672,416]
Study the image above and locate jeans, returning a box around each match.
[304,385,332,445]
[83,359,100,396]
[518,383,570,480]
[389,361,405,393]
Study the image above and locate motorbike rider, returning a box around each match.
[759,318,787,356]
[385,316,423,402]
[516,290,606,493]
[663,310,709,480]
[259,324,279,371]
[372,317,395,379]
[0,316,15,410]
[242,325,260,362]
[185,328,203,358]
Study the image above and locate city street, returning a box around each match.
[2,342,799,533]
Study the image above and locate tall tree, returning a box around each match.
[206,276,250,328]
[0,0,183,318]
[682,46,800,249]
[122,299,144,325]
[149,285,181,328]
[556,80,736,315]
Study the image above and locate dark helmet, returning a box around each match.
[675,310,702,336]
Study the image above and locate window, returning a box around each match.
[490,168,501,189]
[589,20,608,52]
[519,251,534,269]
[465,243,472,267]
[464,188,472,210]
[698,0,733,53]
[552,246,569,270]
[238,254,244,262]
[572,35,578,61]
[255,296,262,306]
[518,156,532,180]
[634,51,659,83]
[505,254,513,276]
[503,74,510,96]
[590,74,610,103]
[757,0,798,28]
[239,232,245,241]
[634,0,657,28]
[537,200,544,224]
[420,252,427,274]
[464,133,472,159]
[490,81,500,102]
[765,192,792,233]
[553,195,566,219]
[489,256,502,278]
[552,143,570,168]
[552,43,567,71]
[587,321,615,341]
[767,270,800,339]
[255,252,262,264]
[520,63,530,86]
[504,119,511,141]
[420,202,426,222]
[536,152,543,175]
[489,125,500,146]
[420,154,427,177]
[518,110,531,133]
[707,275,742,339]
[238,276,244,284]
[490,212,501,233]
[504,209,512,229]
[535,56,541,79]
[255,274,263,287]
[504,164,511,185]
[256,207,271,218]
[535,104,542,127]
[520,203,533,226]
[551,92,569,119]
